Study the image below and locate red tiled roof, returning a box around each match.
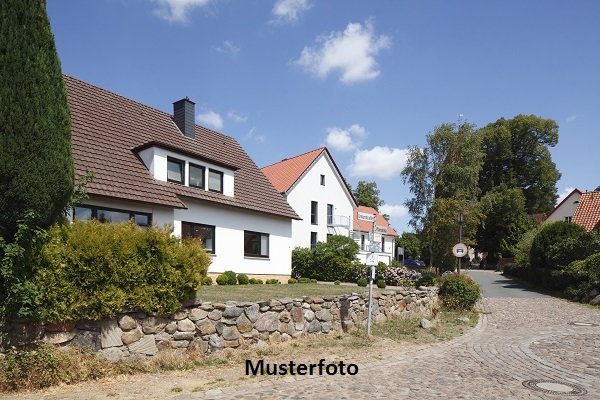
[572,191,600,232]
[66,75,299,220]
[353,206,398,236]
[261,148,326,193]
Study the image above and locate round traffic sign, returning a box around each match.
[452,243,468,257]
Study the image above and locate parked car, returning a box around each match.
[402,259,426,268]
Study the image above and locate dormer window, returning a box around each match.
[189,163,205,189]
[208,169,223,193]
[167,157,184,184]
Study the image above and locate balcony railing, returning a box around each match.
[327,215,350,227]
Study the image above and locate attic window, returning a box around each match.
[167,157,184,184]
[189,163,205,189]
[208,169,223,193]
[320,174,325,185]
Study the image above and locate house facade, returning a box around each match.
[66,75,299,276]
[545,188,582,223]
[352,206,398,265]
[261,148,356,249]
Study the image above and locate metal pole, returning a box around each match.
[458,213,463,274]
[366,213,376,337]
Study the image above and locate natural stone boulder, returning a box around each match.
[290,307,303,322]
[196,319,216,335]
[245,304,260,322]
[118,315,137,331]
[420,318,433,329]
[254,312,279,332]
[173,331,195,341]
[170,340,190,349]
[590,295,600,306]
[101,347,124,362]
[308,320,322,333]
[177,319,196,332]
[315,309,332,322]
[128,335,157,356]
[208,334,224,350]
[223,306,243,318]
[236,314,253,333]
[279,311,291,323]
[222,326,240,341]
[303,309,315,322]
[270,331,282,343]
[142,317,167,334]
[121,327,143,345]
[189,308,209,321]
[72,330,100,351]
[165,322,178,334]
[172,311,187,320]
[100,320,123,348]
[43,331,77,345]
[321,322,332,333]
[188,338,209,354]
[208,310,222,321]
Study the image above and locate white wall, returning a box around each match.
[546,191,582,222]
[173,200,293,276]
[286,154,355,249]
[356,233,395,265]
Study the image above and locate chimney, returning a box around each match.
[173,97,195,138]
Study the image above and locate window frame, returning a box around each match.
[188,162,206,189]
[320,174,325,186]
[311,201,318,225]
[327,204,334,225]
[72,204,152,227]
[244,230,270,258]
[181,221,216,253]
[310,232,317,249]
[208,168,224,194]
[167,156,185,184]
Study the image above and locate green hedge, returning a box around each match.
[34,221,209,322]
[291,236,363,282]
[439,274,480,310]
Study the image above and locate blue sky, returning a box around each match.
[47,0,600,233]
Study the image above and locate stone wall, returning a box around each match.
[2,287,438,361]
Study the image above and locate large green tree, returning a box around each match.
[395,232,421,259]
[353,181,384,210]
[478,115,560,214]
[0,0,74,241]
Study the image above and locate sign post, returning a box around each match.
[365,212,377,337]
[453,243,468,273]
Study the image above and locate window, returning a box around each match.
[327,204,334,225]
[73,205,151,227]
[182,222,215,253]
[565,216,573,223]
[167,157,184,184]
[189,163,205,189]
[381,236,386,253]
[320,174,325,185]
[244,231,269,257]
[361,234,366,251]
[311,201,318,224]
[310,232,317,249]
[208,169,223,193]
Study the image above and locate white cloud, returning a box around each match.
[214,40,240,56]
[153,0,213,23]
[196,110,223,130]
[244,127,266,144]
[380,204,408,219]
[348,146,409,179]
[325,124,367,152]
[295,19,391,83]
[227,110,248,123]
[566,115,577,123]
[271,0,312,24]
[556,187,576,205]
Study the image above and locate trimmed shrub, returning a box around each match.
[237,273,249,285]
[265,278,280,284]
[310,278,317,283]
[215,275,228,285]
[34,221,209,322]
[201,276,213,286]
[383,266,422,286]
[530,222,586,270]
[439,274,480,310]
[376,279,386,289]
[291,236,359,282]
[416,272,438,287]
[288,278,297,284]
[297,277,311,283]
[249,278,263,284]
[334,280,341,285]
[357,277,368,287]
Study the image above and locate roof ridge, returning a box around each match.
[261,147,325,169]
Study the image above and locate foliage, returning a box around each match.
[376,279,386,289]
[478,115,560,214]
[416,272,438,287]
[439,274,481,310]
[353,181,384,210]
[382,266,422,286]
[0,0,74,241]
[265,279,280,284]
[287,278,297,284]
[395,232,421,259]
[248,278,263,285]
[216,271,237,286]
[201,276,213,286]
[530,221,587,270]
[34,221,209,321]
[513,225,542,267]
[476,186,532,262]
[563,252,600,299]
[291,236,360,282]
[236,273,249,285]
[334,280,341,285]
[297,277,312,283]
[357,277,368,287]
[291,247,315,279]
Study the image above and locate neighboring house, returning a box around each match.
[352,206,398,265]
[573,191,600,232]
[65,75,299,276]
[261,148,356,249]
[545,188,582,223]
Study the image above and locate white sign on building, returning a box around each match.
[357,212,376,222]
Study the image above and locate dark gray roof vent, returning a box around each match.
[173,97,195,138]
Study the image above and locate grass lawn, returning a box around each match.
[196,283,386,303]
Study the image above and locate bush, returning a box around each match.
[399,278,416,288]
[291,236,359,282]
[376,279,386,289]
[297,277,312,283]
[334,280,341,285]
[383,266,422,286]
[237,273,249,285]
[249,278,263,284]
[416,272,438,287]
[265,279,280,284]
[563,252,600,300]
[215,275,228,285]
[201,276,213,286]
[357,277,368,287]
[530,222,587,270]
[33,221,209,321]
[439,274,480,310]
[311,278,317,283]
[288,278,297,284]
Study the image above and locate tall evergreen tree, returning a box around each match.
[0,0,74,240]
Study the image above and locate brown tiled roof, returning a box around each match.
[353,206,398,236]
[572,191,600,231]
[66,75,299,220]
[261,147,326,193]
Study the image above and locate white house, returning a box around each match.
[545,188,582,223]
[66,75,299,276]
[352,206,398,265]
[261,148,356,249]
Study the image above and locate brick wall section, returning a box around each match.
[2,287,438,361]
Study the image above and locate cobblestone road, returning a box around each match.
[187,271,600,400]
